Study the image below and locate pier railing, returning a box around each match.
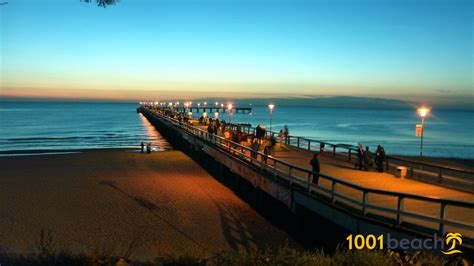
[141,106,474,239]
[260,131,474,192]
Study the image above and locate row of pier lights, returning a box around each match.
[140,101,431,158]
[139,101,276,128]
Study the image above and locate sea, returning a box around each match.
[0,101,473,159]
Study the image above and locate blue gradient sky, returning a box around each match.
[1,0,472,106]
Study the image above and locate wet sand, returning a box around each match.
[0,149,297,261]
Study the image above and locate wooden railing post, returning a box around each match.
[331,181,337,203]
[288,167,293,185]
[308,140,311,151]
[439,202,448,235]
[333,146,336,157]
[297,137,300,148]
[396,196,405,224]
[273,160,277,178]
[348,149,352,161]
[307,173,312,192]
[438,168,443,183]
[362,191,368,215]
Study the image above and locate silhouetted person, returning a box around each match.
[141,142,144,153]
[268,135,277,155]
[250,137,260,159]
[263,144,270,163]
[363,146,372,171]
[207,124,214,134]
[255,124,266,139]
[375,145,385,172]
[310,153,320,185]
[146,143,151,154]
[278,130,284,144]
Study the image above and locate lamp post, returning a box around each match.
[268,104,275,132]
[417,107,430,157]
[227,103,233,124]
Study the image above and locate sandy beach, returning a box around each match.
[0,149,297,261]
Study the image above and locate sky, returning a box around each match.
[0,0,472,107]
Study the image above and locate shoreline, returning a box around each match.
[0,146,172,156]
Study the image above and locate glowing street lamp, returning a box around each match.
[227,103,233,124]
[417,106,431,157]
[184,102,189,115]
[268,104,275,132]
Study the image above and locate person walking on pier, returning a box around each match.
[141,142,145,153]
[207,123,214,134]
[263,143,270,163]
[310,153,320,185]
[283,125,289,144]
[278,130,284,144]
[363,146,372,171]
[250,137,260,159]
[375,145,385,172]
[268,135,276,155]
[146,143,152,154]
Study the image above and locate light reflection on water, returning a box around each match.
[138,113,170,152]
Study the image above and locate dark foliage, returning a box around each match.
[82,0,118,8]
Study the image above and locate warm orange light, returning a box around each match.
[417,107,430,118]
[227,103,233,110]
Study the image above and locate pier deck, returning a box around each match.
[193,123,474,238]
[271,145,474,235]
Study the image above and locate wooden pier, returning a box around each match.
[138,104,474,251]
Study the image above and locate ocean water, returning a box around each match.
[0,102,473,158]
[0,101,171,154]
